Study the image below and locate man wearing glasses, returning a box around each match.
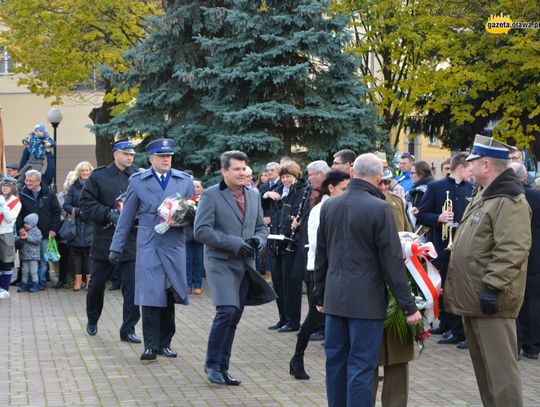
[332,149,356,172]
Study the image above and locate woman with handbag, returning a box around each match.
[63,161,94,291]
[0,177,22,298]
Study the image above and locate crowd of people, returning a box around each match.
[1,131,539,407]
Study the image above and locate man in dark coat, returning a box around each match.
[111,138,194,361]
[416,152,474,348]
[314,153,421,407]
[16,169,61,290]
[511,162,540,359]
[194,150,274,386]
[79,140,140,343]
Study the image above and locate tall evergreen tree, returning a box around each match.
[196,0,382,167]
[99,1,218,173]
[104,0,383,175]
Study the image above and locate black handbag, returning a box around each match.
[59,211,77,241]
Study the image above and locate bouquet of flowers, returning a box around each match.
[154,194,198,235]
[385,232,441,352]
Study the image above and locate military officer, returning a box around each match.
[79,140,140,343]
[110,138,194,361]
[445,135,532,407]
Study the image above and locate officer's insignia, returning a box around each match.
[162,140,168,146]
[470,213,482,224]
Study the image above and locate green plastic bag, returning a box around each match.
[44,236,61,262]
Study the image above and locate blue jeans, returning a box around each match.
[325,314,384,407]
[186,241,204,289]
[37,239,49,289]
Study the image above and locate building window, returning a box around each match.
[0,46,13,75]
[428,134,438,146]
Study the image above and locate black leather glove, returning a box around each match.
[238,242,255,259]
[107,209,120,225]
[247,237,263,254]
[109,250,122,265]
[480,286,499,315]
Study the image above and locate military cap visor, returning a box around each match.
[112,140,136,154]
[146,138,175,155]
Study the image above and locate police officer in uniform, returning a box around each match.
[79,140,141,343]
[111,138,194,361]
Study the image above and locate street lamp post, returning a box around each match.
[47,108,63,191]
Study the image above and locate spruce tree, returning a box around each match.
[196,0,383,167]
[104,0,383,175]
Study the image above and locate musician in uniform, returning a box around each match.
[416,152,474,348]
[263,161,308,332]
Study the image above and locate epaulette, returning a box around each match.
[92,166,107,172]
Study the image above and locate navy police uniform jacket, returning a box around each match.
[110,168,195,307]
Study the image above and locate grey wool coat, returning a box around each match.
[110,168,195,307]
[194,180,275,308]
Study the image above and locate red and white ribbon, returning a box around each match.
[402,241,441,324]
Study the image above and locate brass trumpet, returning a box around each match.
[442,191,455,250]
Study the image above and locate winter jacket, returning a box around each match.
[0,195,22,234]
[445,169,532,318]
[20,227,43,261]
[63,179,93,248]
[314,178,417,320]
[16,184,61,238]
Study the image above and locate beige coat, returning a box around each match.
[445,169,532,318]
[379,192,414,366]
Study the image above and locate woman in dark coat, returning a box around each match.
[63,161,94,291]
[264,161,308,332]
[406,160,434,228]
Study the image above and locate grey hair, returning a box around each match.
[266,162,279,170]
[483,157,508,172]
[353,153,383,178]
[245,166,253,176]
[509,162,527,182]
[25,169,42,180]
[220,150,248,170]
[306,160,330,175]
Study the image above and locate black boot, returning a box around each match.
[289,355,310,380]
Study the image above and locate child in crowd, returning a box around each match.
[17,213,42,293]
[18,124,56,184]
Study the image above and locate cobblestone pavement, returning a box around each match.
[1,280,540,407]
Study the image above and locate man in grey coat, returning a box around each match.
[194,150,274,385]
[110,138,194,362]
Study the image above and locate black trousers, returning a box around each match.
[294,277,324,357]
[86,259,140,338]
[206,272,249,372]
[270,251,302,328]
[435,258,465,340]
[69,247,91,276]
[57,242,70,283]
[142,290,176,350]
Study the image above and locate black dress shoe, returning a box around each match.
[522,351,539,360]
[54,281,66,289]
[430,326,447,335]
[10,279,21,287]
[442,330,453,339]
[456,340,469,349]
[268,321,286,330]
[158,347,177,358]
[309,332,324,341]
[121,333,141,344]
[109,285,121,291]
[140,348,157,361]
[278,323,300,333]
[222,371,241,385]
[438,334,460,345]
[86,323,98,336]
[205,367,225,384]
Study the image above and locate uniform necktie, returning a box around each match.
[160,174,165,183]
